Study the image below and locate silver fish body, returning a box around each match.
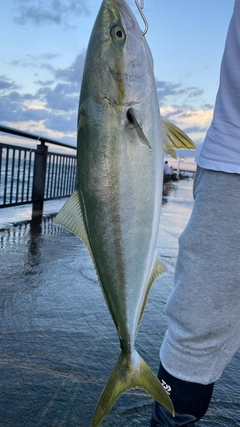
[77,0,163,352]
[55,0,195,425]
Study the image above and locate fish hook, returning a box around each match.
[135,0,149,36]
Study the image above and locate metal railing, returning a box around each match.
[0,125,77,218]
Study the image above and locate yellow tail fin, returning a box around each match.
[92,349,174,426]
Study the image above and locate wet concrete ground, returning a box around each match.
[0,181,239,426]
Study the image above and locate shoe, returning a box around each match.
[150,363,214,426]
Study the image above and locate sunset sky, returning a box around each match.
[0,0,235,162]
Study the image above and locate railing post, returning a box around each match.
[32,142,48,218]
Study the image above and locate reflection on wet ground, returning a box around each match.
[0,181,239,426]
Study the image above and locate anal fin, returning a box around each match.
[137,252,166,326]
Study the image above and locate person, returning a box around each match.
[151,1,240,425]
[163,161,172,196]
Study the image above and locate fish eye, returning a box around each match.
[110,25,126,43]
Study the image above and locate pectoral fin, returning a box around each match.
[162,118,196,158]
[127,108,152,149]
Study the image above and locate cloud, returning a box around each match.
[0,53,84,144]
[34,79,55,86]
[13,0,91,27]
[187,88,204,98]
[22,105,48,121]
[0,75,37,124]
[156,79,214,147]
[0,53,213,148]
[55,52,85,83]
[183,125,208,134]
[0,88,40,123]
[162,106,213,127]
[0,75,19,91]
[34,53,86,112]
[156,80,204,105]
[45,110,77,133]
[156,81,185,103]
[0,85,77,144]
[36,83,79,111]
[33,52,85,112]
[10,53,60,71]
[7,51,85,118]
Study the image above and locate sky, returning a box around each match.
[0,0,235,162]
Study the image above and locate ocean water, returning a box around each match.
[0,180,239,426]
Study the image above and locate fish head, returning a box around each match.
[83,0,154,107]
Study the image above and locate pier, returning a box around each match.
[0,125,77,218]
[0,181,239,426]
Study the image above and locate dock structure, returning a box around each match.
[0,124,77,218]
[0,181,239,427]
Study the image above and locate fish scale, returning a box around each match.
[54,0,195,425]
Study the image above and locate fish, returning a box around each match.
[54,0,195,425]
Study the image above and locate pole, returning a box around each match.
[32,142,48,218]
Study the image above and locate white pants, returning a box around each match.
[160,166,240,384]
